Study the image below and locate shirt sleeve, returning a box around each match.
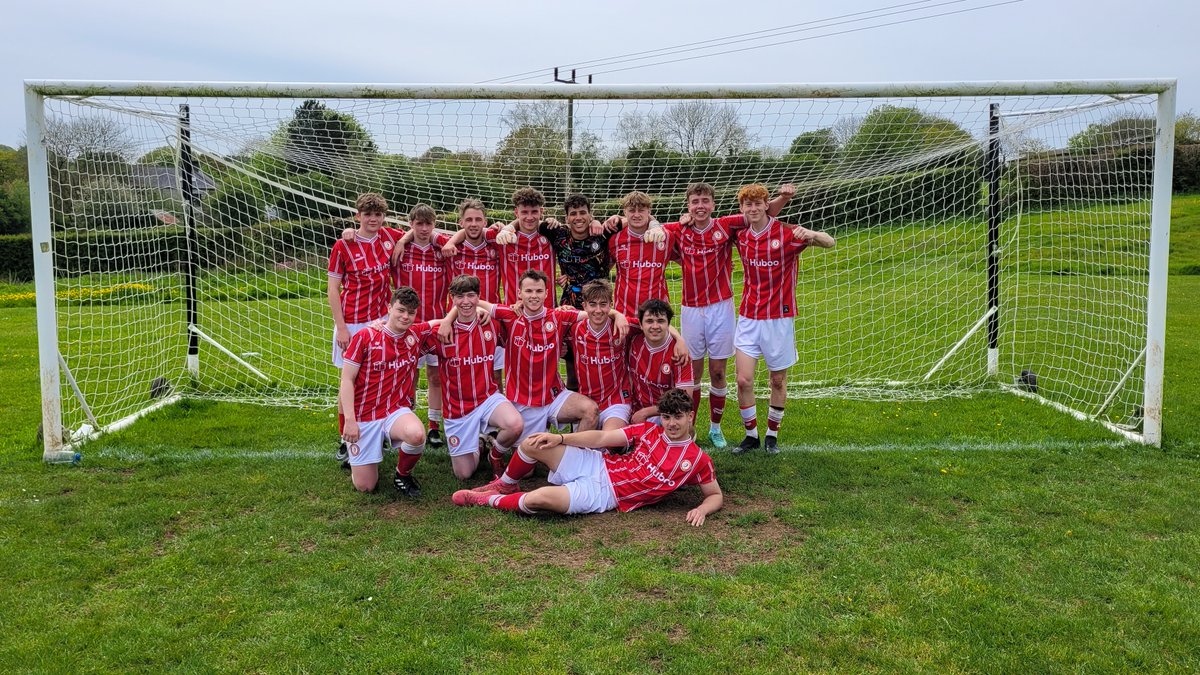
[685,452,716,485]
[620,422,652,446]
[327,241,347,278]
[716,214,748,232]
[781,223,811,251]
[554,307,582,326]
[342,329,370,366]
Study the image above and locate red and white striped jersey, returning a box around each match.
[490,228,557,305]
[664,215,748,308]
[571,317,636,409]
[734,218,810,320]
[626,332,695,411]
[397,233,451,322]
[605,423,716,512]
[449,238,502,304]
[342,322,432,422]
[327,229,402,324]
[608,228,673,315]
[422,318,507,418]
[492,306,581,407]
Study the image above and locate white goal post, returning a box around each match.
[25,79,1176,461]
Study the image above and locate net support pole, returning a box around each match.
[1143,83,1176,447]
[25,88,73,463]
[565,98,574,196]
[179,104,200,377]
[985,102,1002,377]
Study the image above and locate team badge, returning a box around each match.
[713,232,723,242]
[771,239,781,249]
[383,241,394,250]
[590,242,600,251]
[487,249,497,259]
[483,330,493,341]
[656,241,665,250]
[448,435,461,448]
[539,236,548,245]
[661,363,672,374]
[544,322,555,333]
[508,253,519,262]
[348,442,361,457]
[512,334,525,347]
[405,335,416,347]
[680,459,692,471]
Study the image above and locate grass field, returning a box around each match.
[1,198,1199,671]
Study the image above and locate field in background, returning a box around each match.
[0,198,1197,670]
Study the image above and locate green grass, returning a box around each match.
[2,198,1199,670]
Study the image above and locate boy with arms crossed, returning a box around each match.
[339,287,435,496]
[452,388,723,526]
[663,182,794,449]
[730,184,835,454]
[328,193,403,463]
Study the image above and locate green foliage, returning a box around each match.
[1177,112,1200,145]
[0,180,31,234]
[0,145,28,184]
[493,125,568,204]
[1067,115,1154,152]
[788,128,838,163]
[282,100,378,177]
[136,146,176,166]
[842,105,977,167]
[1174,144,1200,193]
[202,173,267,228]
[1007,147,1153,210]
[0,234,33,280]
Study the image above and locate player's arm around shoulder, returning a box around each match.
[783,221,835,249]
[686,478,724,527]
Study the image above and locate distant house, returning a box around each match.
[127,165,217,195]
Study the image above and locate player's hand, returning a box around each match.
[685,507,707,527]
[441,242,458,257]
[367,318,386,331]
[335,326,351,350]
[524,432,559,451]
[679,213,692,226]
[343,422,360,445]
[588,219,605,236]
[777,183,796,198]
[341,228,356,241]
[543,217,563,229]
[671,339,689,367]
[437,319,454,344]
[391,243,407,265]
[603,215,625,233]
[612,313,629,343]
[793,226,816,243]
[475,306,491,326]
[643,224,666,244]
[495,227,518,246]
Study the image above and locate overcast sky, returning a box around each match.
[2,0,1195,150]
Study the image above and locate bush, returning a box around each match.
[0,234,34,280]
[1175,145,1200,193]
[1005,147,1153,210]
[0,180,31,234]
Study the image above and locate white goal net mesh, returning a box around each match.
[35,88,1159,436]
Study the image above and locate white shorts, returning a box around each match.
[332,322,370,367]
[346,407,413,467]
[681,299,736,360]
[548,445,618,515]
[515,389,573,443]
[599,403,632,426]
[418,354,440,368]
[444,392,509,457]
[494,346,505,371]
[734,317,798,371]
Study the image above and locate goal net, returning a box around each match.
[25,81,1174,458]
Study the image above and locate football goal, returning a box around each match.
[23,79,1175,461]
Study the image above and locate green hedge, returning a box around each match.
[1175,145,1200,194]
[0,234,34,281]
[1005,147,1154,210]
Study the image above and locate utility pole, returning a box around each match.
[553,68,593,197]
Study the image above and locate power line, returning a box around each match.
[478,0,941,84]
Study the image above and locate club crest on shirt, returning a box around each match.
[661,363,672,374]
[383,241,393,250]
[544,322,555,333]
[713,231,723,242]
[448,435,461,448]
[483,330,493,341]
[771,239,781,249]
[405,335,416,347]
[590,242,600,251]
[680,459,692,471]
[487,249,497,259]
[656,241,665,250]
[539,236,548,245]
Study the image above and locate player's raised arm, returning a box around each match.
[685,479,724,527]
[766,183,796,217]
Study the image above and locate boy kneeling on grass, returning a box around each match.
[452,388,724,526]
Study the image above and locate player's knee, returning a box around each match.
[453,465,474,481]
[769,372,787,390]
[352,475,377,492]
[522,490,552,511]
[579,402,599,428]
[736,370,755,390]
[710,370,727,387]
[397,426,425,447]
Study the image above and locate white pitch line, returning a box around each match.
[88,439,1135,464]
